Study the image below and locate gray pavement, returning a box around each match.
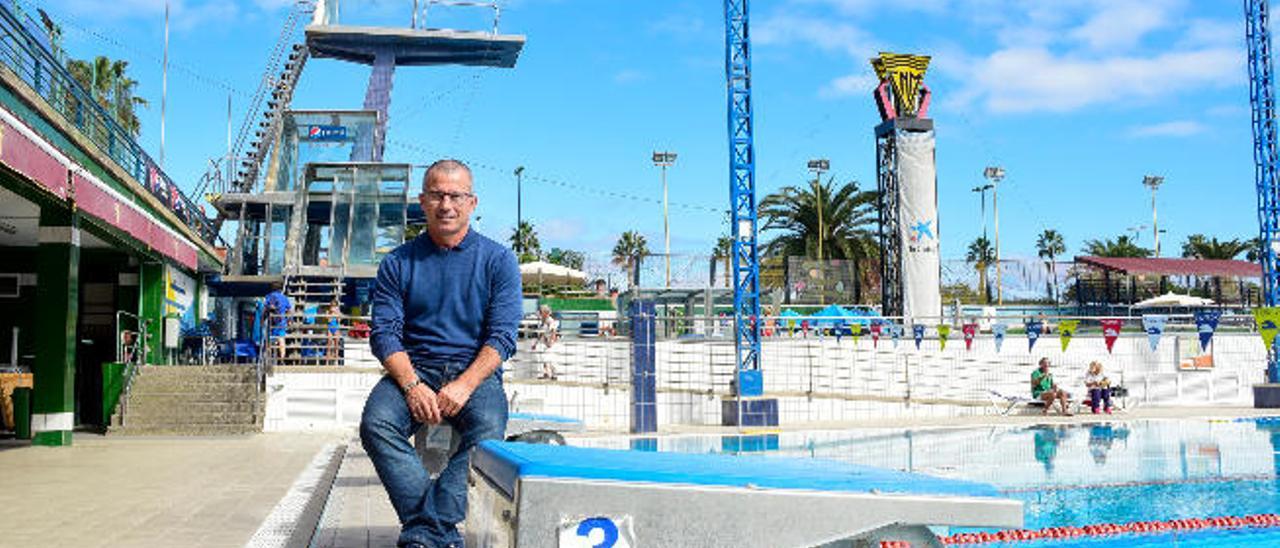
[312,438,401,548]
[0,432,341,548]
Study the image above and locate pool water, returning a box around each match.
[572,418,1280,545]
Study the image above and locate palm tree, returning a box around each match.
[758,177,880,302]
[1181,234,1251,260]
[710,235,733,288]
[64,55,148,137]
[1083,235,1153,258]
[546,247,585,270]
[965,236,996,303]
[1036,229,1066,302]
[509,221,541,263]
[1247,237,1263,262]
[612,231,649,288]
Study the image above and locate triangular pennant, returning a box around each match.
[1058,320,1080,352]
[1195,310,1222,352]
[962,323,977,351]
[1025,320,1043,352]
[870,322,882,348]
[850,323,862,345]
[1101,319,1122,354]
[890,323,902,348]
[1143,315,1167,352]
[937,325,951,351]
[992,323,1007,353]
[1255,307,1280,350]
[912,324,925,350]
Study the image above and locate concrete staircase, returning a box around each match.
[108,366,264,435]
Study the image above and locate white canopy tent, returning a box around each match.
[519,261,587,288]
[1132,292,1216,309]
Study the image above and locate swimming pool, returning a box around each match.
[572,418,1280,546]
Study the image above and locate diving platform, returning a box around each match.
[305,25,524,68]
[467,441,1023,547]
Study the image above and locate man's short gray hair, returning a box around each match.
[423,159,473,190]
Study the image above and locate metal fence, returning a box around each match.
[0,1,219,243]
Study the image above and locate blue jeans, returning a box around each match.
[1088,387,1113,412]
[360,362,508,547]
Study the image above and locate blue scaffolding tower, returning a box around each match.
[1248,0,1280,385]
[724,0,763,399]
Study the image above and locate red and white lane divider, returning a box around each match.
[940,513,1280,545]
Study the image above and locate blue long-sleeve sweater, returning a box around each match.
[369,229,522,368]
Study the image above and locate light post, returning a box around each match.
[1143,175,1165,257]
[514,166,524,254]
[972,183,994,239]
[984,166,1006,305]
[652,151,677,287]
[807,159,830,261]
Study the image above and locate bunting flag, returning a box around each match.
[850,323,863,345]
[1143,314,1167,352]
[1194,310,1222,352]
[1026,320,1043,352]
[1101,319,1123,354]
[890,323,902,348]
[937,325,951,351]
[870,322,882,348]
[1058,320,1080,352]
[912,324,925,350]
[1255,307,1280,351]
[962,323,977,350]
[992,323,1008,353]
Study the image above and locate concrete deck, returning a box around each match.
[0,432,340,547]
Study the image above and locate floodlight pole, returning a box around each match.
[807,159,830,262]
[514,166,524,254]
[1143,175,1165,257]
[985,166,1005,305]
[972,183,994,240]
[653,151,677,287]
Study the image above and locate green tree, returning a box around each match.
[65,55,148,137]
[612,231,649,287]
[1247,237,1263,263]
[1036,229,1066,302]
[758,177,880,302]
[710,235,733,288]
[965,236,996,304]
[546,247,585,271]
[509,221,541,263]
[1181,234,1251,260]
[1083,235,1153,258]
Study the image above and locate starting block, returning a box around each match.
[465,441,1022,547]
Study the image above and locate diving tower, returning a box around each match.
[306,0,525,161]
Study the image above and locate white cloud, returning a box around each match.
[954,46,1240,113]
[612,69,647,85]
[819,72,878,98]
[755,14,876,57]
[44,0,245,30]
[1069,2,1171,51]
[1127,120,1207,138]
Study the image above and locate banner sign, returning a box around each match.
[1058,320,1080,352]
[992,323,1007,353]
[305,124,348,141]
[1256,307,1280,351]
[1101,319,1122,354]
[1143,315,1167,352]
[870,322,882,348]
[1195,310,1222,352]
[912,324,925,350]
[1026,320,1043,352]
[963,323,977,350]
[897,130,942,321]
[937,324,951,351]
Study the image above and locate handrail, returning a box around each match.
[112,310,148,427]
[0,1,221,245]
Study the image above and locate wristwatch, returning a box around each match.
[401,379,422,394]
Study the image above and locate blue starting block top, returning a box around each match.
[473,440,1001,500]
[508,412,583,425]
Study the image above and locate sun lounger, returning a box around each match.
[987,389,1046,416]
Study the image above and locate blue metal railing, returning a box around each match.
[0,0,221,246]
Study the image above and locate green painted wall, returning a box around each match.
[139,262,164,365]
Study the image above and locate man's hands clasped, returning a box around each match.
[403,378,477,424]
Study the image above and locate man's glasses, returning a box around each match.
[424,190,474,204]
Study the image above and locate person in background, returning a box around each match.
[325,300,343,363]
[1031,357,1072,416]
[1083,360,1114,414]
[263,282,292,359]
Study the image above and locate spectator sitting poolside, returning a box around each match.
[1031,357,1072,416]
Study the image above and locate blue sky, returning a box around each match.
[37,0,1258,269]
